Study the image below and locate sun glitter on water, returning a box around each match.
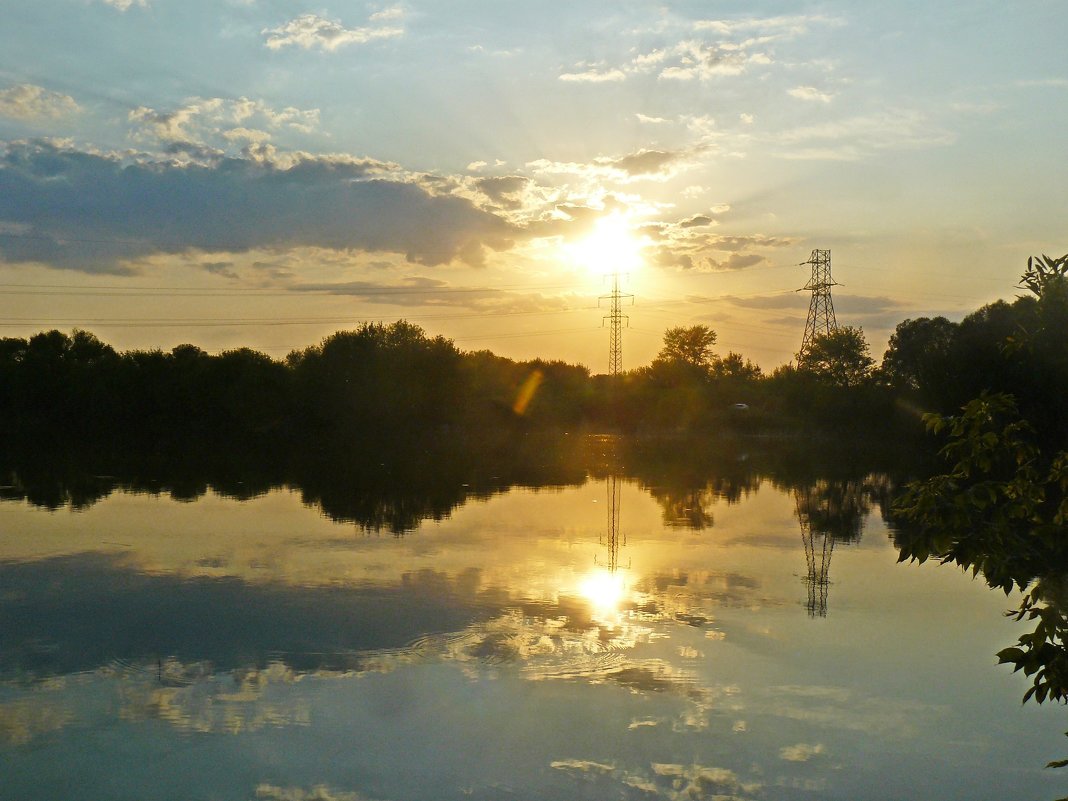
[579,567,629,618]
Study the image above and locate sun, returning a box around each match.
[567,213,647,277]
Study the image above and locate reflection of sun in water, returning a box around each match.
[567,213,648,277]
[579,568,629,618]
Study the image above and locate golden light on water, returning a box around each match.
[579,567,629,618]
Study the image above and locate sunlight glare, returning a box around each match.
[568,214,647,277]
[579,567,629,617]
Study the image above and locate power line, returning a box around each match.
[0,305,598,328]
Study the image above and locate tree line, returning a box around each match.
[2,253,1065,448]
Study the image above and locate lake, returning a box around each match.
[1,435,1065,800]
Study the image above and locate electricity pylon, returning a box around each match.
[600,273,633,376]
[797,248,838,357]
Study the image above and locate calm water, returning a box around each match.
[1,439,1065,801]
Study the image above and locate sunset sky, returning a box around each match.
[1,1,1065,371]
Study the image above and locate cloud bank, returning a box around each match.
[0,141,515,274]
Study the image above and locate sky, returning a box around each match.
[0,1,1065,371]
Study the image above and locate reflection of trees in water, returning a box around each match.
[2,434,908,542]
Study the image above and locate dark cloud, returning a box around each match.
[289,277,503,307]
[0,140,516,274]
[605,148,680,177]
[679,214,714,228]
[476,175,529,200]
[724,293,807,310]
[203,261,238,279]
[708,252,765,271]
[832,294,907,314]
[711,234,792,251]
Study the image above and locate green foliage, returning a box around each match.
[879,316,957,395]
[797,326,874,388]
[1020,253,1068,299]
[656,325,717,370]
[893,392,1068,718]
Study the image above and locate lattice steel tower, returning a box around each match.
[797,248,839,356]
[600,273,633,375]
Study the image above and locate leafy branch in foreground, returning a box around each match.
[893,393,1068,727]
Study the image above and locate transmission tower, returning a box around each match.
[797,248,839,356]
[599,273,633,376]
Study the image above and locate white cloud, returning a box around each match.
[787,85,834,103]
[527,146,691,184]
[1015,78,1068,88]
[636,113,670,124]
[100,0,148,10]
[262,11,404,51]
[0,84,80,120]
[559,66,627,83]
[129,97,320,146]
[774,109,955,157]
[693,14,842,37]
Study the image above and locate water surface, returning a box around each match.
[1,440,1064,800]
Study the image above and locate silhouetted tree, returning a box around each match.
[880,316,957,399]
[657,325,717,371]
[797,326,874,388]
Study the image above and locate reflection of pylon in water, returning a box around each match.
[599,473,628,572]
[797,493,833,617]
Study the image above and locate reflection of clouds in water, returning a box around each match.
[118,661,311,734]
[779,742,825,762]
[255,784,389,801]
[551,758,762,801]
[762,684,947,737]
[0,696,74,745]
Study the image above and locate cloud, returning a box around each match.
[708,253,765,271]
[774,109,956,158]
[1015,78,1068,88]
[650,229,791,272]
[0,84,80,121]
[559,66,627,83]
[722,293,806,310]
[636,113,670,124]
[100,0,148,9]
[475,175,533,209]
[679,215,714,228]
[129,97,320,146]
[528,147,690,184]
[557,13,837,87]
[262,10,404,51]
[787,85,834,103]
[286,276,555,312]
[0,140,515,274]
[693,14,841,37]
[658,41,769,81]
